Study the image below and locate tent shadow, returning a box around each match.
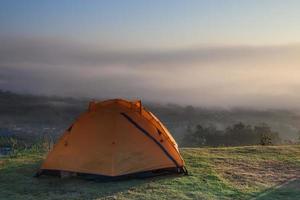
[0,159,182,199]
[249,178,300,200]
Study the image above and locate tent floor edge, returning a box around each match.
[35,167,186,181]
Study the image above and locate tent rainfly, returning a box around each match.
[36,99,187,179]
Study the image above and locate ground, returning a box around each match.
[0,145,299,200]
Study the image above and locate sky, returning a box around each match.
[1,0,300,108]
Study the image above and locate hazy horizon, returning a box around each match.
[1,1,300,109]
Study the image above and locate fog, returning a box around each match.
[1,37,300,109]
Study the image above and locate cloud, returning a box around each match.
[2,36,300,68]
[1,36,300,108]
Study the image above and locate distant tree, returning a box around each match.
[225,122,254,146]
[259,133,272,145]
[255,123,281,145]
[182,125,207,147]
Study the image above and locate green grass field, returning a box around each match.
[0,145,299,200]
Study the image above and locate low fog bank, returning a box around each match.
[1,37,300,109]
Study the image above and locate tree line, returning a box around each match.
[181,122,282,147]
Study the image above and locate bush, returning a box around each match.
[0,134,53,157]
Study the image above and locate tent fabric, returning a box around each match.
[38,99,185,177]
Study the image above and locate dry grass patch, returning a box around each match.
[210,146,300,190]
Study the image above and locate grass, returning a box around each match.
[0,145,299,200]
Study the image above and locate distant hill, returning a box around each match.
[0,90,299,143]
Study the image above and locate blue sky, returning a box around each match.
[1,1,300,108]
[2,0,300,48]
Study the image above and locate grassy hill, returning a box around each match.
[0,145,299,200]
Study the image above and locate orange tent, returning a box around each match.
[37,99,186,178]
